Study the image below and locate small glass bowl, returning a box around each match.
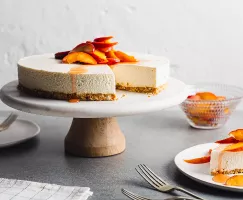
[180,83,243,129]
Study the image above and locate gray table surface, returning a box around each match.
[0,108,243,200]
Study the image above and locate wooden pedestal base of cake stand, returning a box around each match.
[65,117,125,157]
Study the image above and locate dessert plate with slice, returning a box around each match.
[175,129,243,192]
[1,36,188,158]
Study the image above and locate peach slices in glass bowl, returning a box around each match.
[180,83,243,129]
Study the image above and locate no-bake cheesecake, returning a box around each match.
[210,143,243,175]
[18,36,170,101]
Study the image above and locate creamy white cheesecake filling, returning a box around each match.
[210,144,243,173]
[18,54,116,94]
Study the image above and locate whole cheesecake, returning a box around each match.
[18,53,170,101]
[17,36,170,101]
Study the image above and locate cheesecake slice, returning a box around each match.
[210,144,243,175]
[18,54,116,101]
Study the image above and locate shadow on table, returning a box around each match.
[165,160,242,198]
[0,137,40,157]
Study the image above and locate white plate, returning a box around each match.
[174,143,243,192]
[0,117,40,147]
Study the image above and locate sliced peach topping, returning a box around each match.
[184,156,210,164]
[92,41,118,49]
[196,92,217,100]
[106,50,120,60]
[99,47,113,53]
[114,51,137,62]
[107,58,120,65]
[225,175,243,186]
[55,51,70,60]
[94,36,113,43]
[229,129,243,141]
[91,50,108,64]
[55,36,138,65]
[224,142,243,152]
[70,42,95,54]
[215,137,239,144]
[62,52,97,64]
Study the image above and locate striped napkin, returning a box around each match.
[0,178,92,200]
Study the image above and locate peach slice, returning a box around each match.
[184,156,210,164]
[187,95,201,100]
[224,142,243,152]
[224,108,230,114]
[225,175,243,186]
[186,103,211,116]
[99,47,113,53]
[215,137,239,144]
[107,58,120,65]
[92,41,118,49]
[91,50,108,64]
[217,96,226,100]
[94,36,113,43]
[229,129,243,141]
[106,50,120,60]
[55,51,70,59]
[70,42,95,54]
[213,174,230,184]
[62,52,97,64]
[196,92,217,100]
[114,51,137,62]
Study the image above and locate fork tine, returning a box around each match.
[1,114,17,126]
[0,114,14,126]
[141,164,168,185]
[121,189,150,200]
[139,164,165,186]
[0,114,17,128]
[135,167,160,189]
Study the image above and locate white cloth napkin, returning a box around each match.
[0,178,92,200]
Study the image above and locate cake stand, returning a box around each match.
[0,78,188,157]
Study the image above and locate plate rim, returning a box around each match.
[174,143,243,192]
[0,118,40,148]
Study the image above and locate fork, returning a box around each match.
[0,113,18,132]
[135,164,204,200]
[121,188,199,200]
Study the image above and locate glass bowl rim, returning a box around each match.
[184,82,243,103]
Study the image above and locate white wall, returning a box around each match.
[1,0,243,109]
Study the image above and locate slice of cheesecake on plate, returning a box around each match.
[210,143,243,175]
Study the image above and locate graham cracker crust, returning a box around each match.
[116,83,167,94]
[18,84,116,101]
[211,169,243,175]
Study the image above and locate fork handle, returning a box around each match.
[175,187,204,200]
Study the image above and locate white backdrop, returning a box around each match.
[1,0,243,109]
